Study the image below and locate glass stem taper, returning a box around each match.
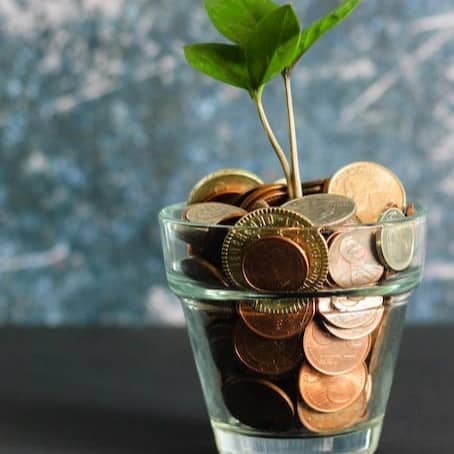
[283,69,302,199]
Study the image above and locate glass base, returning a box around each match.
[212,418,383,454]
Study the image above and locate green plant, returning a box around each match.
[184,0,362,199]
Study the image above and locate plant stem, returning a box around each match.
[283,69,302,199]
[254,92,293,198]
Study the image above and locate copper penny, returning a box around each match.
[183,202,247,226]
[238,301,309,340]
[297,392,367,433]
[303,321,370,376]
[406,203,416,217]
[328,230,384,288]
[223,378,295,431]
[241,236,309,292]
[234,321,303,376]
[322,307,384,340]
[298,362,368,413]
[180,256,229,287]
[318,297,379,329]
[327,161,406,224]
[240,184,286,210]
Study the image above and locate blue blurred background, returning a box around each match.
[0,0,452,325]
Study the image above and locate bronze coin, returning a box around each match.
[297,392,367,433]
[240,184,287,210]
[238,301,309,340]
[206,320,238,375]
[223,378,295,431]
[328,230,384,288]
[322,307,384,340]
[188,169,263,204]
[234,321,303,376]
[298,362,368,413]
[180,256,229,287]
[241,236,309,292]
[204,184,250,205]
[406,203,416,217]
[303,321,370,376]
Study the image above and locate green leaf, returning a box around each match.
[293,0,362,64]
[246,4,301,90]
[184,43,250,89]
[204,0,279,47]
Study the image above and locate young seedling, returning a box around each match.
[184,0,362,199]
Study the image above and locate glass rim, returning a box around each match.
[159,202,427,230]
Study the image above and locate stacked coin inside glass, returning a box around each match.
[178,162,418,434]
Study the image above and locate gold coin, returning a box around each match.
[328,230,384,288]
[183,202,247,225]
[297,392,367,433]
[376,208,415,272]
[327,162,406,224]
[282,194,356,227]
[252,297,315,317]
[188,168,263,204]
[298,362,368,413]
[221,208,329,291]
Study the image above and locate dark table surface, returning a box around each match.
[0,326,451,453]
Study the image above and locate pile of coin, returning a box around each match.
[179,161,417,433]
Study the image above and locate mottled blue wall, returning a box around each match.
[0,0,453,325]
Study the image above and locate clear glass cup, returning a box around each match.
[159,203,426,454]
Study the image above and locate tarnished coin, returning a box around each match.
[188,169,263,205]
[376,208,415,272]
[180,256,229,287]
[298,362,367,413]
[282,194,356,227]
[328,230,384,288]
[303,321,370,376]
[297,392,367,433]
[223,378,295,431]
[222,208,329,291]
[234,321,303,376]
[183,202,247,225]
[238,301,310,340]
[318,297,379,329]
[327,162,406,224]
[240,184,288,211]
[331,296,383,312]
[241,236,309,292]
[322,306,384,340]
